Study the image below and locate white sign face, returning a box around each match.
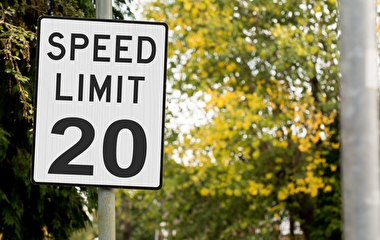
[32,16,168,189]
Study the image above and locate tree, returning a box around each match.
[0,0,132,239]
[121,0,342,239]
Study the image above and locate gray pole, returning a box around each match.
[96,0,112,19]
[96,1,115,240]
[340,0,380,239]
[98,187,115,239]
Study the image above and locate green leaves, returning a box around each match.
[0,4,35,120]
[0,1,132,239]
[127,0,343,239]
[0,128,9,160]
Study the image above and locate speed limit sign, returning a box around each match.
[32,16,168,189]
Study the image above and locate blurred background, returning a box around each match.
[0,0,352,239]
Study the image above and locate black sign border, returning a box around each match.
[31,16,168,190]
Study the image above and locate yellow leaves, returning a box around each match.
[249,204,257,211]
[248,181,272,197]
[245,44,256,52]
[298,138,312,152]
[252,150,260,160]
[200,188,209,196]
[309,185,319,197]
[306,156,313,162]
[287,182,296,193]
[306,117,321,131]
[191,175,200,183]
[207,89,242,110]
[306,34,314,42]
[290,103,337,161]
[190,7,199,19]
[276,130,283,137]
[194,82,337,205]
[298,141,310,152]
[183,1,192,11]
[310,131,321,143]
[324,185,332,193]
[234,189,242,197]
[235,175,242,182]
[273,139,288,148]
[275,157,283,163]
[310,46,319,55]
[137,0,342,235]
[272,24,282,38]
[251,140,260,149]
[225,188,234,196]
[296,178,305,186]
[248,181,259,196]
[242,121,252,131]
[307,175,325,197]
[226,62,237,72]
[331,142,340,149]
[278,188,289,201]
[216,98,224,108]
[306,164,314,171]
[199,186,216,197]
[290,134,298,142]
[279,161,331,198]
[164,145,174,154]
[187,33,205,48]
[297,47,305,56]
[247,92,266,111]
[260,187,272,196]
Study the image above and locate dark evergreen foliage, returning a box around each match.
[0,0,131,239]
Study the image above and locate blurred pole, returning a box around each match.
[340,0,380,239]
[96,0,112,19]
[96,1,115,240]
[98,188,115,240]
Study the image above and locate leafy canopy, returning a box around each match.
[118,0,342,239]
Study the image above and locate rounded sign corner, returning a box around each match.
[160,22,169,31]
[30,175,40,185]
[154,182,163,190]
[38,15,50,23]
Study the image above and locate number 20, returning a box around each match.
[48,117,147,178]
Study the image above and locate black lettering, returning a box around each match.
[48,117,94,175]
[48,32,66,60]
[94,34,111,62]
[70,34,89,61]
[78,74,84,101]
[117,76,123,103]
[55,73,73,101]
[115,35,132,63]
[137,36,156,64]
[103,120,147,178]
[128,76,145,104]
[89,75,111,102]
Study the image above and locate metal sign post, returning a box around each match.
[96,1,115,239]
[98,187,115,240]
[340,0,380,239]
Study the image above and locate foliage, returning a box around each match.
[115,190,156,240]
[0,0,133,239]
[70,213,98,240]
[113,0,135,20]
[117,0,342,239]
